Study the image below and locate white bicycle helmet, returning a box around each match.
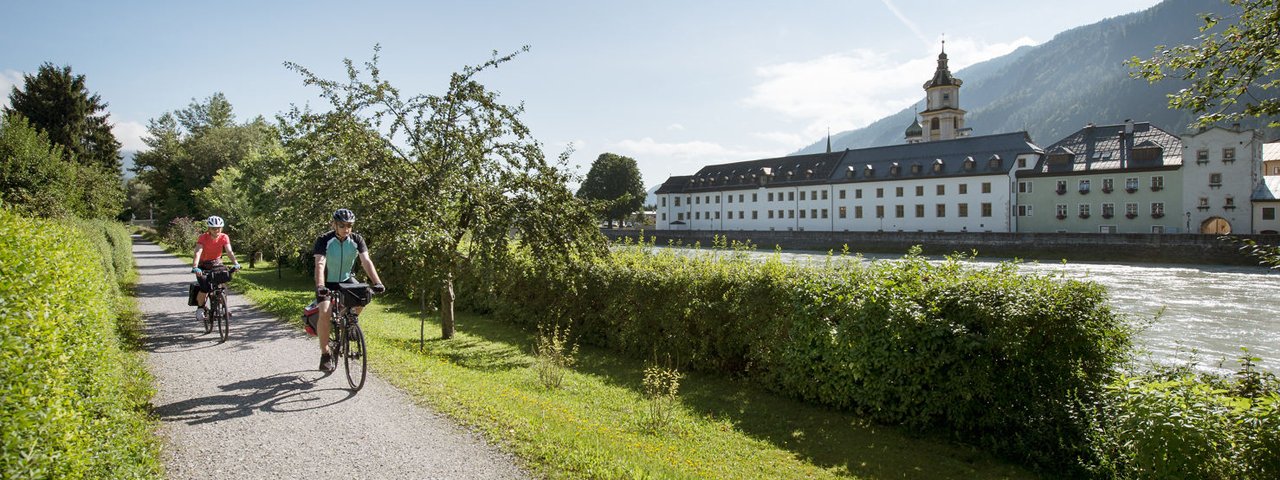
[206,215,225,228]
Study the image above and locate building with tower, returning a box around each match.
[906,42,971,144]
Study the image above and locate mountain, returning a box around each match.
[796,0,1280,155]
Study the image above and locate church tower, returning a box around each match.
[915,41,968,142]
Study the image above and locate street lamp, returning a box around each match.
[1186,211,1191,232]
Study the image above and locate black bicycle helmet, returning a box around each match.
[332,208,356,223]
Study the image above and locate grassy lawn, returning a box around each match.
[231,263,1036,479]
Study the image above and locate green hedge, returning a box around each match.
[0,209,159,479]
[458,241,1132,471]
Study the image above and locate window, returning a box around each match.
[728,195,733,204]
[1079,179,1091,193]
[768,210,774,219]
[695,196,701,205]
[1126,203,1139,218]
[855,189,863,199]
[981,182,992,194]
[855,206,863,218]
[811,209,818,218]
[799,209,806,219]
[1199,197,1210,208]
[1126,177,1139,191]
[715,211,721,219]
[752,193,758,202]
[1223,148,1236,162]
[1102,203,1114,218]
[1018,181,1032,193]
[896,187,904,197]
[788,210,795,218]
[1079,204,1091,218]
[916,185,924,196]
[695,212,700,220]
[981,203,992,217]
[1018,157,1027,168]
[739,194,745,203]
[677,212,684,221]
[788,191,795,201]
[937,185,946,195]
[895,205,905,218]
[1057,204,1068,218]
[839,189,847,200]
[936,204,946,217]
[1100,225,1117,234]
[876,188,884,198]
[821,209,828,219]
[768,192,774,202]
[714,195,719,203]
[1197,149,1209,164]
[876,205,885,218]
[1018,205,1033,216]
[661,213,666,221]
[800,191,806,201]
[1225,196,1236,208]
[959,184,968,194]
[988,156,1001,169]
[821,190,828,200]
[911,164,922,174]
[915,204,925,217]
[675,197,681,207]
[1103,178,1114,192]
[839,206,847,218]
[958,203,969,217]
[1264,207,1276,220]
[1210,173,1223,186]
[1152,225,1166,234]
[1056,180,1068,193]
[1152,202,1165,217]
[661,197,667,207]
[1151,176,1164,191]
[890,163,901,176]
[752,211,758,219]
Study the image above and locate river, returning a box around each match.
[660,247,1280,375]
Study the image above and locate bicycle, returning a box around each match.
[200,267,237,342]
[324,283,371,391]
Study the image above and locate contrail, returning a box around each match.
[880,0,933,50]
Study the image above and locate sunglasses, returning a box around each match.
[336,222,354,229]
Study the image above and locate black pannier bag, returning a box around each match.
[187,282,199,306]
[338,282,371,307]
[207,267,232,285]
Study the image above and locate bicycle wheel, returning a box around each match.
[216,290,230,342]
[342,322,367,391]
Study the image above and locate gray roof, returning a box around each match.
[654,132,1041,194]
[1027,121,1182,175]
[1252,176,1280,202]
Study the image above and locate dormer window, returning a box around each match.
[911,163,922,174]
[932,159,944,173]
[890,163,901,176]
[864,165,874,177]
[988,155,1001,169]
[963,157,975,171]
[846,166,856,178]
[805,169,814,179]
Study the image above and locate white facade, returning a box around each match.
[1181,126,1264,234]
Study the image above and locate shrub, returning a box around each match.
[0,209,159,478]
[1088,354,1280,478]
[533,323,579,390]
[458,242,1132,470]
[640,360,683,434]
[163,216,200,251]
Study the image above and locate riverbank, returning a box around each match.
[604,229,1280,265]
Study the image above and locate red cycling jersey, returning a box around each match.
[196,232,230,262]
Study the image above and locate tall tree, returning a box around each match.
[576,152,645,228]
[285,46,605,339]
[1130,0,1280,127]
[4,63,123,173]
[0,112,77,217]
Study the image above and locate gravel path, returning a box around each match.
[133,236,530,479]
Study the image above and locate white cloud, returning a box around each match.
[743,36,1037,139]
[112,120,150,153]
[0,69,24,110]
[667,123,685,131]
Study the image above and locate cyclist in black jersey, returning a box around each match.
[313,208,385,372]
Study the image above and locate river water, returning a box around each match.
[658,247,1280,374]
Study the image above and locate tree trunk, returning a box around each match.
[440,276,455,339]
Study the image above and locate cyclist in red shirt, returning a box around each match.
[191,216,240,322]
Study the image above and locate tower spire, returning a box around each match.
[826,127,831,153]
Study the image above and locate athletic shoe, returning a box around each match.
[319,353,336,372]
[195,307,206,323]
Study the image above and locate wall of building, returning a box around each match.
[603,229,1280,266]
[1181,127,1262,234]
[1016,169,1184,233]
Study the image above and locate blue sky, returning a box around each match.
[2,0,1164,189]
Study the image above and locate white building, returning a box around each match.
[1181,125,1264,234]
[655,133,1042,232]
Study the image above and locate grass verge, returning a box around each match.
[227,261,1035,480]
